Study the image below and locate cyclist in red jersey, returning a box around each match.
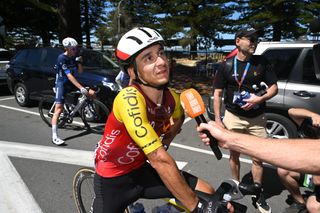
[93,27,231,213]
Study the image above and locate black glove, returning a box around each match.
[192,199,228,213]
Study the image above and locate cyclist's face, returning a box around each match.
[134,44,170,86]
[66,46,79,57]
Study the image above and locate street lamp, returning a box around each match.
[117,0,125,38]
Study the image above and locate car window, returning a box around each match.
[12,50,29,66]
[27,49,42,67]
[43,48,62,67]
[262,48,301,80]
[0,50,13,61]
[82,50,116,70]
[301,50,320,85]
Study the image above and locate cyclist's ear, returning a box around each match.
[127,67,136,80]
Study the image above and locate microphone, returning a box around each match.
[180,88,222,160]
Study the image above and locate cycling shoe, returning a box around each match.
[238,182,261,196]
[52,137,65,145]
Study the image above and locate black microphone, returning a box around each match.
[180,88,222,160]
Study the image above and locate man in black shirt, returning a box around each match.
[213,27,278,213]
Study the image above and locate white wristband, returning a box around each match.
[80,87,88,95]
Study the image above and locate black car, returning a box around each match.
[6,47,120,109]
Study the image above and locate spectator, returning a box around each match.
[213,26,278,213]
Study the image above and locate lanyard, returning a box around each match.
[233,56,251,90]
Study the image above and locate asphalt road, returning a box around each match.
[0,85,304,213]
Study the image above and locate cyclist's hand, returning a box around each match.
[75,56,83,63]
[88,89,96,98]
[192,199,233,213]
[311,114,320,127]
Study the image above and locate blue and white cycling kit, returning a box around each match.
[54,53,78,104]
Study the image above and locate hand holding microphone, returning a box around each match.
[180,88,222,160]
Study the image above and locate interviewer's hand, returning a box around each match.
[197,121,231,149]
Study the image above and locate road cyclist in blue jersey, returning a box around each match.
[51,37,95,145]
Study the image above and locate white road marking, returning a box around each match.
[171,142,253,164]
[0,104,40,116]
[0,140,94,167]
[0,152,43,213]
[0,104,84,126]
[0,97,15,101]
[183,116,192,124]
[0,140,188,169]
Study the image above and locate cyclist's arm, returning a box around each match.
[66,73,95,97]
[148,146,199,211]
[77,62,84,73]
[289,108,320,127]
[66,73,83,90]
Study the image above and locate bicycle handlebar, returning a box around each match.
[195,179,248,213]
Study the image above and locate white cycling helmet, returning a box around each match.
[116,27,164,67]
[62,37,78,47]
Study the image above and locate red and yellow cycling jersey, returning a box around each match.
[95,84,184,177]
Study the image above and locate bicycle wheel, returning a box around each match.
[73,168,130,213]
[73,168,95,213]
[81,99,110,134]
[38,96,66,127]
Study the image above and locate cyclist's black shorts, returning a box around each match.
[92,162,198,213]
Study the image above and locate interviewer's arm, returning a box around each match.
[197,121,320,175]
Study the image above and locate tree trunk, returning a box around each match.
[272,22,282,41]
[190,35,197,60]
[57,0,82,44]
[83,0,91,48]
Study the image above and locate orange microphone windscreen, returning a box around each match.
[180,88,205,118]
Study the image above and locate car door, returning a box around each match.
[283,47,320,114]
[261,48,303,109]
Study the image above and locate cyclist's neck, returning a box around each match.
[138,83,164,106]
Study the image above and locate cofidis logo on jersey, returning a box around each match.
[123,87,147,138]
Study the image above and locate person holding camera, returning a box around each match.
[278,108,320,213]
[213,27,278,213]
[51,37,95,145]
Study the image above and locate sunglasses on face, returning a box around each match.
[69,47,78,52]
[242,36,258,43]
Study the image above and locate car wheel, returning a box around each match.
[14,83,30,107]
[265,113,298,139]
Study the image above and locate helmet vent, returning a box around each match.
[127,36,143,45]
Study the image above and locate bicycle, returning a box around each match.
[73,167,251,213]
[38,87,110,134]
